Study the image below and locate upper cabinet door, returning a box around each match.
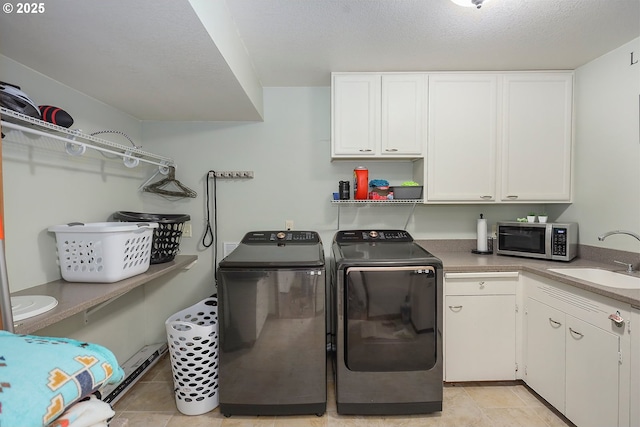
[381,74,426,156]
[426,74,498,201]
[331,74,380,157]
[501,73,573,202]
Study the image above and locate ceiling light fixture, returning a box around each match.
[450,0,491,9]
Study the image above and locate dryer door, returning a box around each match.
[344,265,437,372]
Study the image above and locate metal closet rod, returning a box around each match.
[0,108,175,170]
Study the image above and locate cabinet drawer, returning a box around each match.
[445,272,518,295]
[525,273,631,332]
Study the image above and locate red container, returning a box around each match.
[353,166,368,200]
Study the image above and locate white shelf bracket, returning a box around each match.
[84,294,123,324]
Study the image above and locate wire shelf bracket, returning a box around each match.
[331,199,422,229]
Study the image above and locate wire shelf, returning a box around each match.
[1,107,174,170]
[331,199,423,204]
[331,198,423,229]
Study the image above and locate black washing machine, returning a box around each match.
[218,230,326,417]
[330,229,443,415]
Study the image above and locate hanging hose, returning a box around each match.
[202,171,218,287]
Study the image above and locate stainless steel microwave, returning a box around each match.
[496,221,578,261]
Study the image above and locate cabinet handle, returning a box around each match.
[358,149,373,152]
[569,327,584,338]
[608,312,625,327]
[506,195,519,199]
[448,305,463,311]
[548,317,562,327]
[384,148,399,152]
[480,195,493,199]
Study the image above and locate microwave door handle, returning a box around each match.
[546,226,553,258]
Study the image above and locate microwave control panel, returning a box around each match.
[552,227,568,256]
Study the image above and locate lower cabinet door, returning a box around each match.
[525,297,566,411]
[445,294,516,381]
[565,315,620,427]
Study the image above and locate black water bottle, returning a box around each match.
[339,181,350,200]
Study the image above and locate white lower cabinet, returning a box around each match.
[525,297,565,410]
[524,273,631,427]
[444,272,518,381]
[442,270,633,426]
[565,315,621,427]
[630,306,640,427]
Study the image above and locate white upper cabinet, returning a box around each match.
[426,74,498,201]
[331,74,380,156]
[500,73,573,202]
[331,73,426,158]
[333,71,574,204]
[419,71,573,203]
[381,74,426,156]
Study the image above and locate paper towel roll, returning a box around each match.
[477,216,488,252]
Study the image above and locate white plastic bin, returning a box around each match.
[48,222,158,283]
[165,297,219,415]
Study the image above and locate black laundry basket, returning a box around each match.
[113,211,190,264]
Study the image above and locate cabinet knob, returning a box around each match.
[478,281,485,288]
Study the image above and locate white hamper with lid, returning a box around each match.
[48,222,158,283]
[165,297,219,415]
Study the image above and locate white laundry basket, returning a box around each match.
[165,297,219,415]
[48,222,158,283]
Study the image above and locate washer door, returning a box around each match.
[344,266,437,372]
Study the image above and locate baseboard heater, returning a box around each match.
[100,342,169,404]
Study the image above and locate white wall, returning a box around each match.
[1,55,146,289]
[0,55,189,361]
[141,87,541,303]
[2,37,637,363]
[555,37,640,252]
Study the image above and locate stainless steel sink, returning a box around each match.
[548,268,640,290]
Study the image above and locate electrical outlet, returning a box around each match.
[208,171,254,179]
[183,223,192,237]
[224,242,239,256]
[285,220,294,230]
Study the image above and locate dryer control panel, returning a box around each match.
[335,229,413,243]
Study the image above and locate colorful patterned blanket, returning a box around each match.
[0,331,124,427]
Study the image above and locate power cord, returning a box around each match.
[203,171,218,287]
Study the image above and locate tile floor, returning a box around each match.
[112,353,575,427]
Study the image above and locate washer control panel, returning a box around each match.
[242,230,320,244]
[335,229,413,243]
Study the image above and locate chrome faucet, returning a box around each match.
[598,230,640,273]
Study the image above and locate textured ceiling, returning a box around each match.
[226,0,639,86]
[0,0,638,121]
